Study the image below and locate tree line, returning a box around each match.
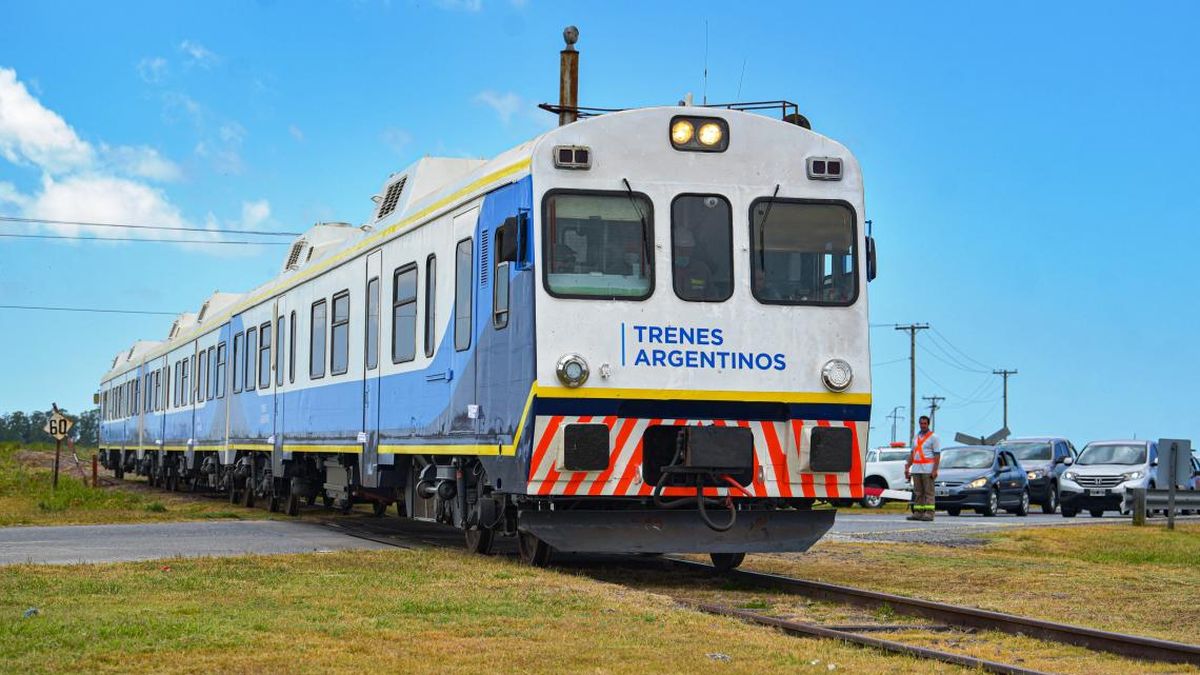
[0,408,99,445]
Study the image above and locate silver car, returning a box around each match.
[1059,440,1158,518]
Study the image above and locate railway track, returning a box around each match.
[668,558,1200,667]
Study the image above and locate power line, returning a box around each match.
[0,214,300,237]
[0,304,178,316]
[916,339,990,374]
[930,327,994,370]
[0,233,289,246]
[871,356,909,367]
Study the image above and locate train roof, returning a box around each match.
[100,105,850,383]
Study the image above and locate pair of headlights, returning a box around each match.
[556,353,855,392]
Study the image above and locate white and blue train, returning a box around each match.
[98,38,875,568]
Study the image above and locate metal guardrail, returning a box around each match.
[1143,489,1200,509]
[1129,487,1200,528]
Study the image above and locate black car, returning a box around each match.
[933,446,1031,517]
[994,437,1076,513]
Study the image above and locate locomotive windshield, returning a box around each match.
[750,200,857,305]
[543,191,653,299]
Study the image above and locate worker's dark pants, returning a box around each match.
[912,473,935,519]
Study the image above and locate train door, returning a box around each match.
[362,250,383,475]
[476,195,533,448]
[453,208,480,437]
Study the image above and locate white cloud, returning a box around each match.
[0,67,94,173]
[219,122,245,145]
[380,127,411,155]
[178,40,220,69]
[473,90,523,124]
[288,124,304,142]
[137,57,169,84]
[101,144,182,182]
[27,173,187,239]
[435,0,482,10]
[0,181,29,208]
[241,199,270,228]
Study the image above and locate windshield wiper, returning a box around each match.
[622,177,651,269]
[757,184,781,271]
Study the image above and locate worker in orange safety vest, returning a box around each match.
[904,415,941,521]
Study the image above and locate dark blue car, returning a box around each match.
[933,446,1031,517]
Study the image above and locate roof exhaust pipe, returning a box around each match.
[558,25,579,126]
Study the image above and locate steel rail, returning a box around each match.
[671,559,1200,666]
[694,603,1048,675]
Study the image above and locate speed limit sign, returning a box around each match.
[44,410,74,441]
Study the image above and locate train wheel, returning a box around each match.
[285,491,301,517]
[710,552,746,572]
[464,527,495,555]
[517,532,552,567]
[268,492,282,513]
[228,477,239,505]
[372,501,388,517]
[322,495,334,509]
[242,480,256,508]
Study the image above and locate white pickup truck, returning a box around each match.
[862,446,914,508]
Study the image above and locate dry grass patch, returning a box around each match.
[0,548,958,674]
[744,522,1200,645]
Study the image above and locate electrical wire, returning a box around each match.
[0,304,178,316]
[930,327,995,370]
[917,340,990,374]
[871,356,909,367]
[0,214,300,237]
[0,233,289,246]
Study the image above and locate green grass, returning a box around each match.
[0,442,256,526]
[0,548,940,674]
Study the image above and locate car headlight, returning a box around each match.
[821,359,853,392]
[1122,470,1143,481]
[1027,470,1044,480]
[968,477,988,488]
[555,353,590,388]
[1064,471,1077,481]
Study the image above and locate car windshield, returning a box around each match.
[877,450,909,462]
[999,442,1052,462]
[1077,444,1146,466]
[939,448,995,469]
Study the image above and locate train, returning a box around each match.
[97,28,874,570]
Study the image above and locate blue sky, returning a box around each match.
[0,1,1196,447]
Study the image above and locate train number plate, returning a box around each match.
[1088,489,1108,497]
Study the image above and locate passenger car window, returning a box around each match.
[245,327,257,391]
[366,277,379,370]
[393,265,417,363]
[259,322,272,389]
[542,191,653,299]
[310,300,327,379]
[331,291,350,375]
[672,194,733,302]
[454,238,472,351]
[424,255,437,357]
[750,199,857,305]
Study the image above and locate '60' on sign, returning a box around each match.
[44,411,74,441]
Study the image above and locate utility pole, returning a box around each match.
[886,406,905,444]
[922,395,945,430]
[993,369,1018,429]
[895,323,930,442]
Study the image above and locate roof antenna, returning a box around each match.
[702,20,709,105]
[736,56,747,99]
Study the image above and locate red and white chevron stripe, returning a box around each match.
[526,416,865,498]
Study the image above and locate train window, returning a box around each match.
[454,238,472,351]
[671,194,733,302]
[276,317,286,386]
[749,199,858,306]
[232,333,243,394]
[259,322,272,389]
[245,327,257,392]
[181,358,190,406]
[366,277,380,370]
[154,370,161,411]
[493,261,510,329]
[144,374,151,411]
[331,291,350,375]
[198,350,208,402]
[542,191,654,300]
[424,255,436,358]
[207,346,216,399]
[310,300,327,379]
[289,311,296,383]
[215,342,226,399]
[392,265,417,363]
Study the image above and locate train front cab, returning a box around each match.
[513,107,872,563]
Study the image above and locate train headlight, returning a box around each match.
[556,353,590,388]
[697,122,723,146]
[820,359,853,392]
[670,119,695,145]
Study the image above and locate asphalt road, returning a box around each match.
[1,509,1192,566]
